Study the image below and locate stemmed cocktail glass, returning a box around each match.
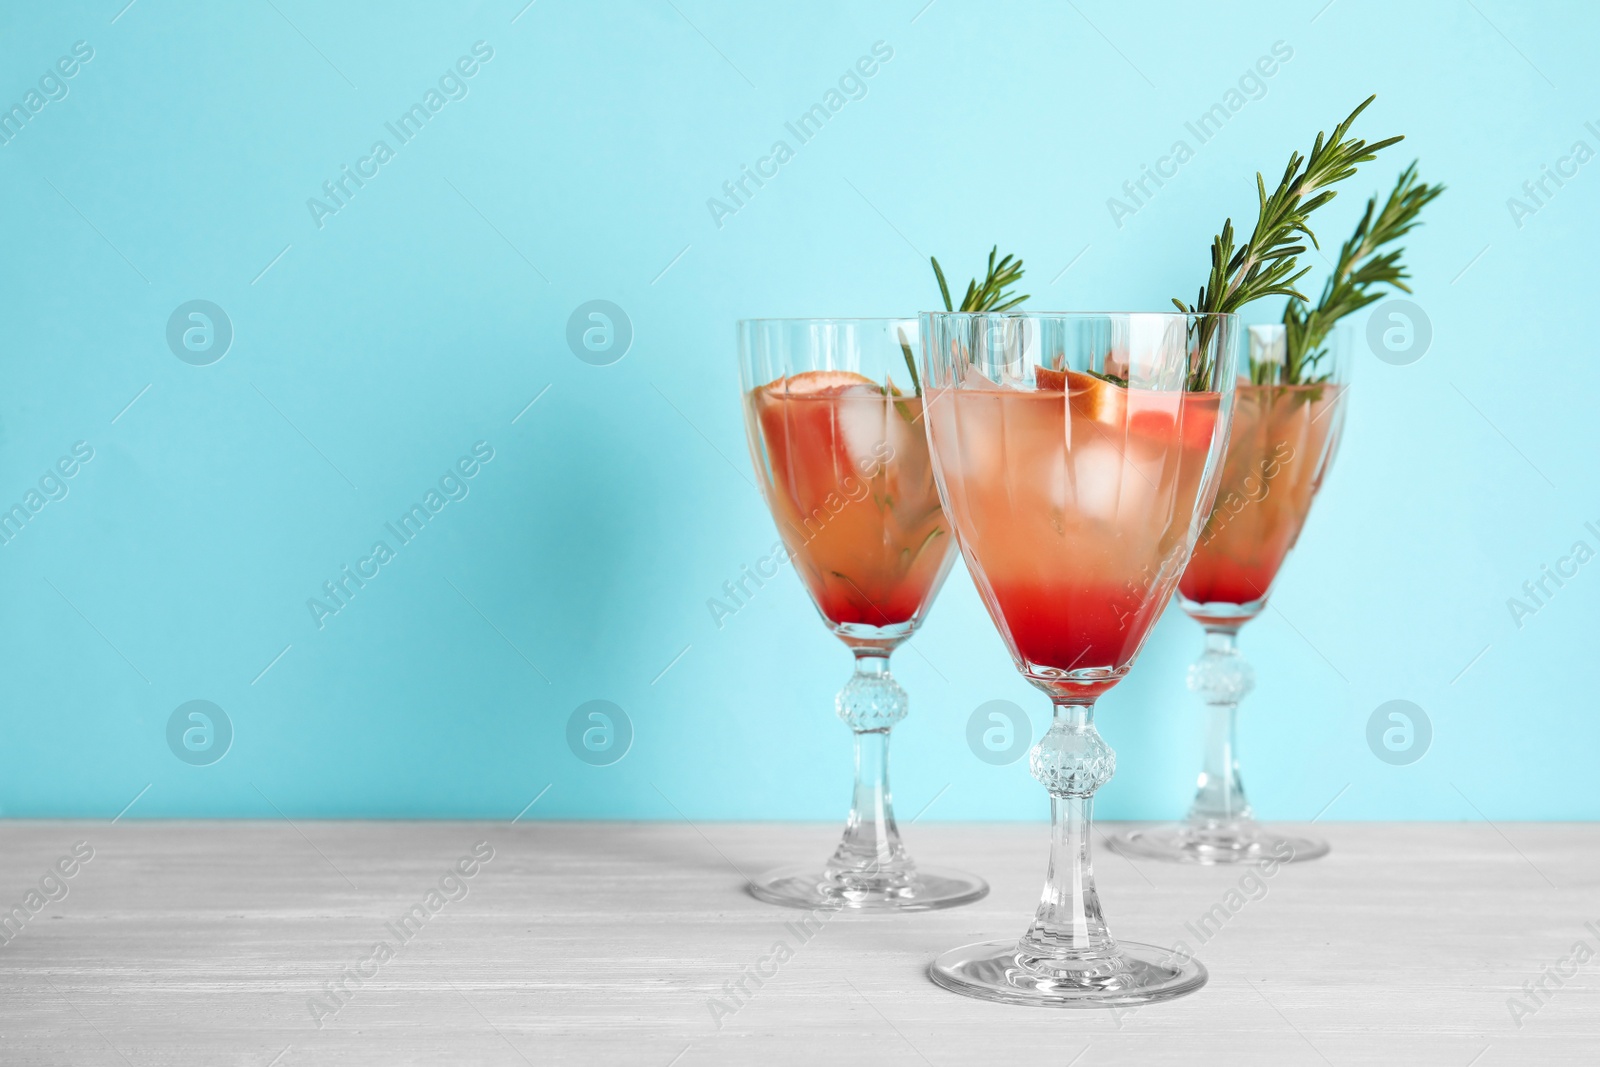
[920,311,1238,1005]
[1111,324,1349,866]
[738,317,987,911]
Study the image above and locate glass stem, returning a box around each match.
[1186,626,1254,828]
[827,651,912,889]
[1021,701,1118,961]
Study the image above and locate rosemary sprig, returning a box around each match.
[1276,161,1444,384]
[932,246,1029,313]
[899,246,1029,395]
[1174,95,1402,388]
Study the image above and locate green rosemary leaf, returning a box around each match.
[931,257,954,312]
[908,525,945,565]
[897,329,922,397]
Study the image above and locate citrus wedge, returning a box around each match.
[1036,366,1128,426]
[1066,370,1126,426]
[766,369,880,396]
[1034,365,1067,391]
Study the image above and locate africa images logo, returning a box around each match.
[0,40,94,148]
[705,40,894,230]
[306,42,495,230]
[306,442,495,629]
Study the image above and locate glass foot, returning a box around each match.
[930,938,1206,1007]
[1109,822,1329,865]
[748,864,988,911]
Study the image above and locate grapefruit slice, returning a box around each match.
[766,370,879,396]
[1035,365,1127,425]
[753,369,890,513]
[1128,394,1219,453]
[1066,370,1126,426]
[1034,365,1066,391]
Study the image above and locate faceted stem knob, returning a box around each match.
[1030,709,1115,799]
[1188,631,1254,707]
[836,655,908,732]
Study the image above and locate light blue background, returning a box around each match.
[0,0,1592,821]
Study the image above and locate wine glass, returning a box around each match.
[1111,323,1350,866]
[920,310,1239,1005]
[738,317,987,911]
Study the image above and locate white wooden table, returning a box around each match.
[0,821,1593,1065]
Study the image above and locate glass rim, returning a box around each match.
[738,316,918,326]
[741,313,1243,325]
[918,310,1241,322]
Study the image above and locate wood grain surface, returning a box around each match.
[0,820,1594,1065]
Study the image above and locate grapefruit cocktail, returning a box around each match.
[922,311,1238,1008]
[1112,324,1350,867]
[739,317,984,912]
[1110,144,1438,869]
